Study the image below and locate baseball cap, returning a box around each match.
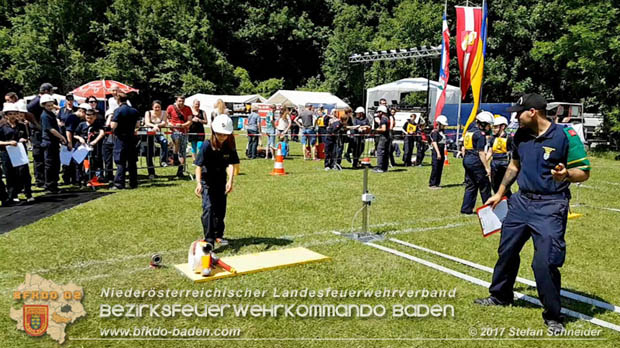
[39,82,57,93]
[212,114,234,135]
[506,93,547,113]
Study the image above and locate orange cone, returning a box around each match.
[270,145,288,176]
[444,148,450,166]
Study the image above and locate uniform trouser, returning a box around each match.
[415,139,427,165]
[247,129,259,158]
[103,141,115,181]
[324,137,344,168]
[429,146,445,187]
[461,158,492,213]
[43,143,60,190]
[32,145,45,186]
[113,138,138,188]
[146,135,169,175]
[389,141,397,166]
[491,160,512,197]
[0,161,8,202]
[402,136,415,166]
[351,137,365,168]
[489,192,569,322]
[62,160,77,184]
[16,161,32,198]
[376,137,391,171]
[201,183,227,244]
[0,152,18,199]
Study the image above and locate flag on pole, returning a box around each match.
[434,8,450,123]
[462,0,489,133]
[455,5,483,100]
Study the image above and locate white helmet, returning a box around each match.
[2,103,20,113]
[78,103,92,110]
[494,116,508,126]
[376,105,388,114]
[436,115,449,126]
[355,106,365,113]
[212,114,234,135]
[17,101,29,113]
[476,111,494,124]
[39,94,56,106]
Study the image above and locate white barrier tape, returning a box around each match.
[389,238,620,314]
[365,242,620,333]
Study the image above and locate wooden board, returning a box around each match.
[174,247,330,283]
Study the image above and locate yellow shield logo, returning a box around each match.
[542,146,556,160]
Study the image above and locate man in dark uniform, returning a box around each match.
[460,111,493,214]
[373,105,391,173]
[475,93,591,334]
[27,83,56,187]
[59,94,80,185]
[110,93,140,189]
[40,94,67,193]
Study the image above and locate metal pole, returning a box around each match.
[426,60,431,117]
[362,164,368,234]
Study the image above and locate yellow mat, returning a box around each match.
[174,247,330,283]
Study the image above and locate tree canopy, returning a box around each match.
[0,0,618,128]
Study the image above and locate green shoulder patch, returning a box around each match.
[563,126,591,171]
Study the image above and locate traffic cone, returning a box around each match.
[270,145,287,176]
[444,148,450,166]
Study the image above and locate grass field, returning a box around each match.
[2,135,620,347]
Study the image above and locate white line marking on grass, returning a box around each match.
[365,242,620,333]
[389,238,620,314]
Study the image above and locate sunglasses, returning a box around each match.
[89,100,97,103]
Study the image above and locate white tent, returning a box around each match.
[366,78,461,116]
[267,90,350,109]
[185,94,266,115]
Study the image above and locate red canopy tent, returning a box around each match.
[71,80,139,99]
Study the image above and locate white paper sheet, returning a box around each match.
[477,199,508,237]
[60,146,73,166]
[72,145,91,164]
[6,143,29,167]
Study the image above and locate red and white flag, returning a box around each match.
[434,9,450,122]
[455,6,482,99]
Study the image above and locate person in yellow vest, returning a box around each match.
[401,113,417,167]
[487,116,512,197]
[460,111,493,214]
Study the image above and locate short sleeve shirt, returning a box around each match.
[112,104,140,141]
[195,140,240,186]
[299,110,314,128]
[41,110,61,145]
[512,123,591,194]
[0,124,18,151]
[430,130,446,145]
[166,105,192,127]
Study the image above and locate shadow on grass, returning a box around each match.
[512,286,614,324]
[216,237,293,254]
[440,183,465,188]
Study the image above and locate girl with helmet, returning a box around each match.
[194,114,240,248]
[487,116,512,197]
[429,115,449,188]
[460,111,493,214]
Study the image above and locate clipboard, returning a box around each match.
[476,197,509,237]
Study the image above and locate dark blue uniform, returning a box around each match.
[60,109,81,185]
[195,140,240,244]
[112,104,140,189]
[0,124,21,200]
[324,120,346,169]
[460,127,491,213]
[429,129,446,187]
[41,109,61,191]
[351,116,369,168]
[75,121,104,183]
[488,123,591,322]
[375,115,391,172]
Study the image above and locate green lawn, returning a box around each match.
[2,135,620,347]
